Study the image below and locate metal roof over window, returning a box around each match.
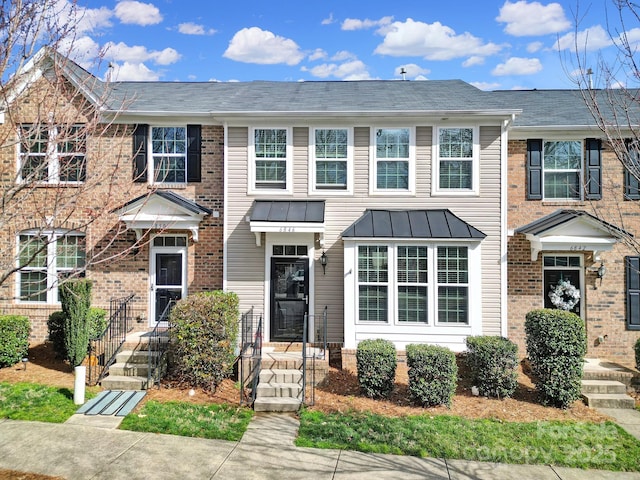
[342,209,486,239]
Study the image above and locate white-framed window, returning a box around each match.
[18,124,86,183]
[249,127,292,193]
[151,126,187,183]
[311,128,352,194]
[371,127,414,194]
[433,126,479,195]
[16,231,86,303]
[543,140,582,200]
[356,243,470,325]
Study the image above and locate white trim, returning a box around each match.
[223,123,229,292]
[500,118,509,337]
[248,126,293,195]
[149,235,188,327]
[148,125,188,185]
[432,125,480,196]
[369,126,416,196]
[308,126,354,196]
[541,139,583,201]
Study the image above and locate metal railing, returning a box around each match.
[239,309,263,406]
[147,300,175,389]
[302,306,328,406]
[87,294,135,386]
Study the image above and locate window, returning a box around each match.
[526,139,602,201]
[356,244,470,325]
[19,124,86,183]
[253,128,289,190]
[624,140,640,200]
[151,127,186,183]
[434,126,478,194]
[374,128,411,191]
[312,128,350,191]
[17,231,86,303]
[437,246,469,323]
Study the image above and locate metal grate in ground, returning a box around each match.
[76,390,146,417]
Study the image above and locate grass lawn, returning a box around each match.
[119,400,253,441]
[0,382,95,423]
[297,410,640,472]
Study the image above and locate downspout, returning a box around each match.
[500,114,515,337]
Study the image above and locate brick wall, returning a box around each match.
[507,139,640,361]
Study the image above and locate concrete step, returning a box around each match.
[581,380,628,395]
[260,357,303,370]
[259,369,302,384]
[255,382,303,399]
[582,393,636,409]
[101,375,148,390]
[108,362,150,377]
[253,397,301,412]
[115,350,160,364]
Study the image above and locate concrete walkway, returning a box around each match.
[2,414,640,480]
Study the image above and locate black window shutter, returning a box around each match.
[626,256,640,330]
[187,124,202,183]
[132,124,148,183]
[526,139,543,200]
[585,138,602,200]
[624,140,640,200]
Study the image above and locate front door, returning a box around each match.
[271,258,309,341]
[543,255,581,315]
[150,236,187,325]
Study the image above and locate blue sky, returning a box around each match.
[57,0,638,90]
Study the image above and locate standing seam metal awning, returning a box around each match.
[341,209,486,239]
[249,200,326,246]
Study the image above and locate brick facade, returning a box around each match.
[507,139,640,361]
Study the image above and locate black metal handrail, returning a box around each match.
[146,300,175,389]
[302,306,328,406]
[86,294,135,386]
[239,309,263,406]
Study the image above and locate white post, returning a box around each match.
[74,365,86,405]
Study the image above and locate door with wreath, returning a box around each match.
[544,268,581,315]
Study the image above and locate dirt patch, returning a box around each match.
[0,471,63,480]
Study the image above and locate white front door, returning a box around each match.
[149,235,187,326]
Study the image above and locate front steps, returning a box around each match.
[254,352,303,412]
[581,359,638,409]
[100,331,167,391]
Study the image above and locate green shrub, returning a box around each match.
[525,308,586,409]
[168,291,239,392]
[88,307,107,339]
[406,344,457,407]
[465,336,518,399]
[47,311,67,359]
[356,339,397,398]
[635,338,640,371]
[59,279,93,368]
[0,315,29,367]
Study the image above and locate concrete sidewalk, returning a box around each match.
[1,415,640,480]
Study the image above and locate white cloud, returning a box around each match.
[492,57,543,75]
[104,42,181,65]
[463,56,485,67]
[178,22,216,35]
[527,41,543,53]
[114,1,162,26]
[108,61,160,81]
[342,16,393,31]
[554,25,613,51]
[321,13,335,25]
[395,64,430,79]
[496,1,570,36]
[223,27,305,65]
[470,81,502,90]
[59,35,102,69]
[308,49,327,61]
[302,59,372,80]
[374,18,502,61]
[45,0,112,37]
[332,51,356,61]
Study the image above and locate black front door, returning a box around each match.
[544,269,581,315]
[271,258,308,341]
[154,253,183,323]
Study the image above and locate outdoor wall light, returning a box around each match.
[597,262,607,279]
[320,250,327,275]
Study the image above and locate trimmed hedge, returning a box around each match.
[0,315,29,367]
[465,336,518,399]
[168,291,239,392]
[406,344,457,407]
[635,338,640,371]
[356,339,397,398]
[48,307,107,360]
[525,308,586,409]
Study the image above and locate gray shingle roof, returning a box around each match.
[342,209,486,239]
